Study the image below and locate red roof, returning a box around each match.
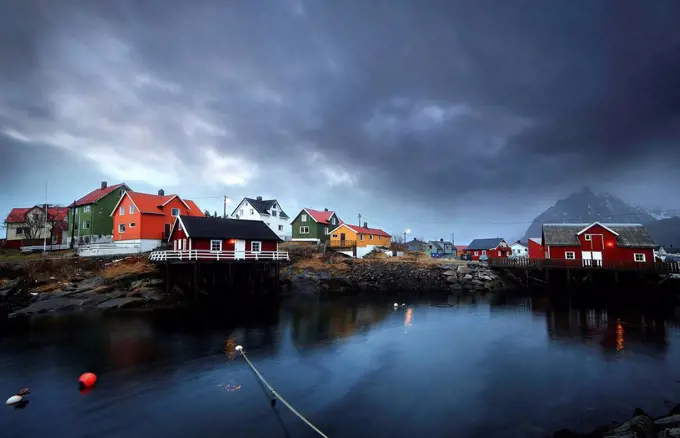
[304,208,337,225]
[121,192,204,216]
[71,183,128,207]
[343,224,391,237]
[5,206,68,223]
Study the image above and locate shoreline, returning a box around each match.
[552,406,680,437]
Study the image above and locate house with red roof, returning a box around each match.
[67,181,131,245]
[110,189,204,252]
[3,205,69,249]
[290,208,342,243]
[329,221,392,257]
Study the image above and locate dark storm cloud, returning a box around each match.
[2,0,680,241]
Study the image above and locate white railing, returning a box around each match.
[148,249,290,262]
[21,243,70,253]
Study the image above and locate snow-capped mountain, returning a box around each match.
[521,187,658,241]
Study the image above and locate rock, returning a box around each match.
[10,297,82,317]
[96,297,145,309]
[442,270,457,276]
[656,415,680,429]
[445,276,458,284]
[463,274,473,280]
[290,274,321,297]
[608,415,655,438]
[457,266,472,274]
[659,428,680,438]
[0,279,24,298]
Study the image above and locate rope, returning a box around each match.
[237,347,329,438]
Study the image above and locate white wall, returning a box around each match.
[232,199,291,240]
[511,244,528,256]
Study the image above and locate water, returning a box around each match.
[1,293,680,438]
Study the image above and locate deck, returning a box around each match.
[149,249,289,263]
[488,258,680,274]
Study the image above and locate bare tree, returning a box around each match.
[19,206,61,242]
[204,209,211,217]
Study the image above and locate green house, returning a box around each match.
[290,208,341,243]
[66,182,131,244]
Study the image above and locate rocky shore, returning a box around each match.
[280,258,510,297]
[554,406,680,438]
[0,257,179,319]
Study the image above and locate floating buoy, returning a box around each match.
[401,303,406,308]
[17,388,30,396]
[235,345,243,352]
[78,372,97,389]
[6,395,22,406]
[393,303,399,308]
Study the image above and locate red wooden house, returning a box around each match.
[528,237,543,259]
[110,190,203,252]
[464,238,511,261]
[167,216,283,259]
[541,222,655,266]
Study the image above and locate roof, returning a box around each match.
[237,197,290,219]
[336,223,391,237]
[528,237,542,245]
[70,183,128,207]
[510,242,527,248]
[467,238,504,251]
[455,245,468,251]
[113,192,204,217]
[542,223,656,248]
[5,206,68,223]
[177,216,282,241]
[303,208,338,225]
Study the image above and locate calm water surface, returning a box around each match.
[1,293,680,438]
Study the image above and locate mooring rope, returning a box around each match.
[235,346,329,438]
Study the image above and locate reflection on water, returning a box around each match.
[1,293,679,438]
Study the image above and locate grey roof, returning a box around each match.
[179,216,282,241]
[467,238,504,250]
[235,197,289,219]
[428,241,444,251]
[542,223,655,248]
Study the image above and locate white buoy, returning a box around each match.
[393,303,398,307]
[401,303,406,308]
[6,395,22,406]
[235,345,243,352]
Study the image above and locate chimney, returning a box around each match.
[158,189,165,196]
[440,238,444,242]
[101,181,107,190]
[363,222,367,228]
[257,196,262,201]
[324,208,329,211]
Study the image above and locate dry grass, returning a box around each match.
[34,282,67,293]
[101,257,155,279]
[292,253,349,273]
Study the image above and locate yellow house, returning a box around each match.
[329,222,392,248]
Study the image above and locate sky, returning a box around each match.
[2,0,680,243]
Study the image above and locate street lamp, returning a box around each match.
[403,228,411,243]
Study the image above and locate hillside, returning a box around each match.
[522,187,657,240]
[644,217,680,247]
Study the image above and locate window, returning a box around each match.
[325,227,329,235]
[84,205,91,213]
[634,253,646,262]
[119,207,125,215]
[15,227,24,235]
[129,205,135,214]
[251,241,261,252]
[332,234,338,238]
[118,224,126,233]
[565,251,575,260]
[301,214,308,222]
[300,226,309,234]
[82,221,90,230]
[239,209,244,216]
[250,208,254,215]
[272,203,277,209]
[272,211,277,217]
[369,234,374,240]
[360,234,364,241]
[51,235,57,244]
[178,222,182,231]
[278,225,284,231]
[498,251,501,256]
[585,234,591,241]
[130,223,136,228]
[482,250,487,255]
[210,240,222,252]
[171,208,180,216]
[331,217,336,225]
[474,251,478,256]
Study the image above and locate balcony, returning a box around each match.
[148,249,290,263]
[328,240,357,248]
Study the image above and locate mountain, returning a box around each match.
[521,187,659,241]
[645,217,680,247]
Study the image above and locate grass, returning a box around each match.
[0,250,76,262]
[293,253,349,273]
[101,257,156,279]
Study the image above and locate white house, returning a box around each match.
[510,241,528,257]
[230,196,291,240]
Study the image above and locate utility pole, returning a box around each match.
[357,213,361,226]
[43,180,47,253]
[223,195,228,218]
[70,200,76,249]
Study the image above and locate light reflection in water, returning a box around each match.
[404,308,413,333]
[616,323,624,351]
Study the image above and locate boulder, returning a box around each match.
[290,274,321,297]
[457,265,472,274]
[445,276,458,284]
[463,274,473,280]
[656,415,680,429]
[97,297,146,309]
[442,270,457,277]
[607,415,655,438]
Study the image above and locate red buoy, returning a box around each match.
[78,373,97,389]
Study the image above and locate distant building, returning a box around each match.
[510,241,528,257]
[405,239,429,252]
[464,238,511,261]
[291,208,341,243]
[528,238,543,259]
[230,196,290,241]
[427,238,455,255]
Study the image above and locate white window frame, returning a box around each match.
[210,240,222,252]
[369,234,374,240]
[82,220,90,230]
[171,208,180,216]
[278,225,284,231]
[360,234,364,241]
[325,227,330,235]
[129,205,135,214]
[251,241,262,253]
[331,217,336,225]
[498,251,501,256]
[118,224,126,233]
[634,253,646,262]
[250,208,254,215]
[474,251,478,256]
[565,251,576,260]
[482,250,487,255]
[300,226,309,234]
[83,205,91,213]
[301,214,308,222]
[239,209,244,216]
[585,234,591,241]
[130,222,136,228]
[119,207,125,215]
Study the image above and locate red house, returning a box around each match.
[542,222,655,266]
[167,216,282,259]
[464,238,511,261]
[528,237,543,259]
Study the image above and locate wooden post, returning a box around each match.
[525,269,529,288]
[193,263,198,302]
[566,269,571,285]
[545,269,550,285]
[165,263,170,294]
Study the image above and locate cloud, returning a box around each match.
[2,0,680,243]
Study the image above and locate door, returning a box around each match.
[582,251,592,267]
[592,251,603,267]
[164,223,171,238]
[340,233,346,245]
[235,239,246,259]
